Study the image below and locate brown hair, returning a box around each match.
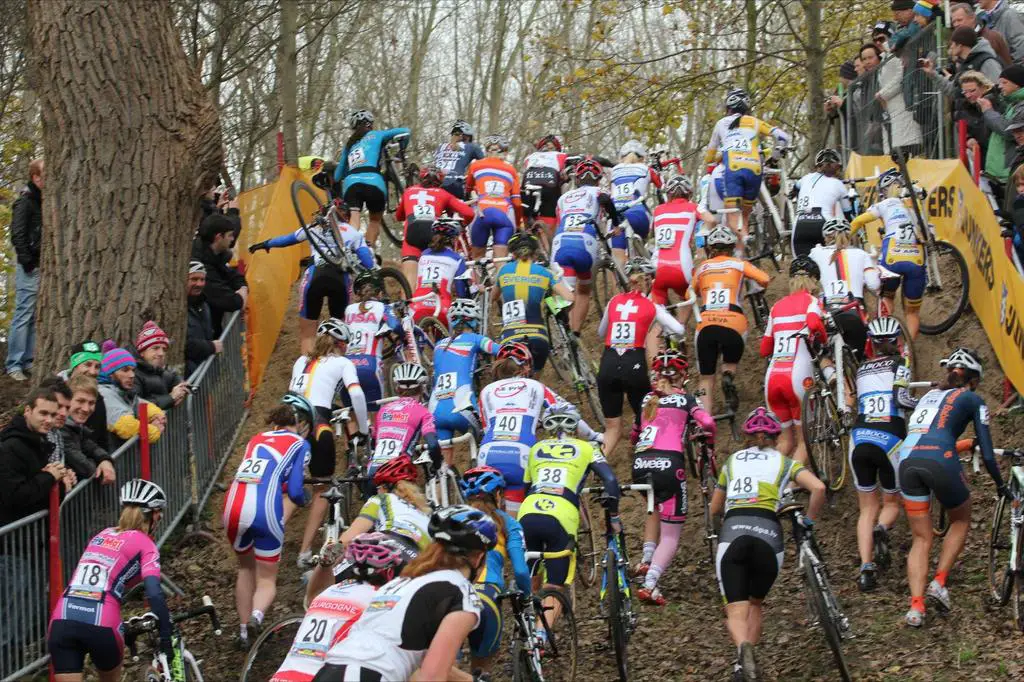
[743,433,777,449]
[789,274,819,295]
[25,387,58,410]
[28,158,43,180]
[116,506,151,533]
[309,333,338,361]
[829,231,853,264]
[492,358,522,380]
[468,497,507,539]
[68,374,99,399]
[402,542,483,579]
[266,404,299,428]
[938,368,976,390]
[392,480,431,513]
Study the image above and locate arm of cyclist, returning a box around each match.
[249,227,307,253]
[340,364,369,434]
[742,261,772,288]
[410,611,478,682]
[590,454,620,514]
[142,573,175,660]
[285,440,311,509]
[654,303,686,337]
[511,170,524,226]
[690,398,718,445]
[793,467,827,521]
[766,123,791,158]
[382,127,412,146]
[597,192,624,226]
[648,166,664,189]
[505,515,533,595]
[453,259,470,299]
[850,210,877,234]
[444,193,476,223]
[597,303,610,340]
[893,357,918,410]
[970,394,1006,492]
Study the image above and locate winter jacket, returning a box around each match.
[134,359,184,411]
[186,294,217,376]
[0,414,57,525]
[956,89,1002,161]
[191,238,246,335]
[61,418,111,481]
[10,181,41,272]
[982,84,1024,181]
[57,369,110,451]
[981,0,1024,63]
[97,379,164,443]
[933,39,1003,95]
[877,52,922,152]
[199,200,243,243]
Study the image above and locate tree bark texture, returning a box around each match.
[803,0,827,154]
[27,0,222,375]
[278,0,299,165]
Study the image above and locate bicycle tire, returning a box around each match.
[919,240,969,335]
[537,588,577,682]
[183,650,202,682]
[379,162,404,247]
[511,636,541,682]
[343,480,364,529]
[605,547,629,682]
[931,496,949,537]
[802,388,842,491]
[701,453,721,566]
[545,314,571,382]
[990,495,1014,606]
[377,266,411,300]
[239,615,303,682]
[1013,523,1024,632]
[748,291,770,333]
[291,179,326,227]
[592,263,614,318]
[576,498,599,588]
[804,559,852,682]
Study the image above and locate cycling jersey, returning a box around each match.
[794,173,850,221]
[852,197,926,303]
[428,332,498,440]
[850,354,916,493]
[650,197,699,304]
[760,291,827,426]
[522,151,568,173]
[496,259,561,340]
[598,291,686,351]
[697,164,726,216]
[357,492,431,551]
[395,185,475,259]
[411,247,469,326]
[476,509,531,594]
[705,115,790,205]
[717,446,804,514]
[433,141,485,198]
[691,256,771,335]
[636,390,717,454]
[223,430,309,561]
[335,128,411,195]
[265,220,375,271]
[322,570,480,679]
[609,163,661,248]
[552,185,621,286]
[290,354,367,422]
[809,244,881,306]
[345,301,401,408]
[466,157,522,248]
[371,397,437,470]
[270,580,374,682]
[521,151,568,224]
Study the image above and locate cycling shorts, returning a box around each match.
[849,440,898,494]
[468,584,503,659]
[611,206,652,249]
[519,511,575,585]
[880,258,926,304]
[650,265,689,306]
[308,407,337,477]
[224,501,286,562]
[433,398,479,442]
[48,620,123,674]
[312,664,384,682]
[715,510,784,603]
[722,165,762,207]
[631,450,688,523]
[477,441,528,491]
[500,330,550,373]
[299,265,349,321]
[597,348,650,421]
[347,355,384,407]
[342,183,387,214]
[695,325,745,375]
[791,217,826,258]
[402,219,434,261]
[898,452,971,512]
[552,233,597,288]
[764,363,812,427]
[470,207,516,248]
[832,308,868,360]
[522,168,561,220]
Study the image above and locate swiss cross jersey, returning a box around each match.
[636,390,717,453]
[794,172,849,221]
[372,397,436,465]
[480,377,562,449]
[717,447,804,513]
[652,198,699,275]
[609,163,661,211]
[809,245,880,306]
[692,256,771,334]
[760,291,827,369]
[53,528,162,628]
[466,157,522,214]
[344,301,401,359]
[598,291,686,351]
[270,580,375,682]
[555,185,604,236]
[394,185,474,225]
[323,570,480,679]
[290,355,361,409]
[428,332,498,409]
[855,354,915,427]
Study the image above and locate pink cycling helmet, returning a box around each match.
[743,407,782,436]
[344,532,407,581]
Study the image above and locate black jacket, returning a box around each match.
[61,419,111,481]
[199,201,243,244]
[0,414,57,525]
[10,181,42,272]
[191,238,246,335]
[134,359,183,411]
[187,294,217,376]
[956,90,1002,162]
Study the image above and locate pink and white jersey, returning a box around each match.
[523,150,568,172]
[636,390,716,453]
[53,528,161,628]
[652,198,699,278]
[344,301,390,359]
[270,580,375,682]
[760,291,827,373]
[372,397,436,465]
[555,185,603,235]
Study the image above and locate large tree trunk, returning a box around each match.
[28,0,222,375]
[278,0,299,165]
[803,0,827,154]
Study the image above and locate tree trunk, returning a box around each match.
[28,0,222,374]
[744,0,758,89]
[803,0,827,154]
[278,0,299,165]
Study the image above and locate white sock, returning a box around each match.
[239,623,247,639]
[823,365,836,383]
[251,609,264,624]
[645,564,663,590]
[642,542,656,564]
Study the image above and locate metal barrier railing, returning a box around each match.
[0,310,249,681]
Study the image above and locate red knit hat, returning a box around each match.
[136,320,169,352]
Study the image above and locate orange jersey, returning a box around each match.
[466,157,522,221]
[691,256,771,334]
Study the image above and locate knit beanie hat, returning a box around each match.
[1002,65,1024,88]
[950,26,978,48]
[101,348,136,375]
[68,341,102,371]
[839,60,858,81]
[914,0,937,18]
[136,321,169,353]
[891,0,914,9]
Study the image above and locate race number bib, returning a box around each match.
[420,263,444,285]
[435,372,457,399]
[290,373,309,393]
[773,335,799,360]
[412,203,436,219]
[373,438,403,463]
[536,466,567,485]
[908,404,939,434]
[349,328,370,354]
[484,180,505,195]
[705,287,731,311]
[69,562,110,599]
[293,615,343,660]
[636,425,658,450]
[234,457,267,484]
[825,279,849,302]
[502,300,527,326]
[861,393,893,421]
[893,223,917,245]
[561,214,589,233]
[655,225,677,249]
[493,414,522,439]
[610,321,637,348]
[727,475,757,500]
[723,133,753,153]
[347,146,367,169]
[613,182,635,201]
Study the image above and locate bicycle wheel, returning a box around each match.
[990,495,1014,606]
[573,345,605,429]
[701,454,721,566]
[605,548,629,681]
[748,291,770,332]
[379,163,404,247]
[537,588,577,682]
[291,179,325,228]
[378,266,411,300]
[545,315,571,382]
[802,388,845,492]
[592,263,614,317]
[239,616,303,682]
[576,498,599,588]
[919,240,969,335]
[930,495,949,537]
[511,634,541,682]
[804,559,852,682]
[1012,524,1024,631]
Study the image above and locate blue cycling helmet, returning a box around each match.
[459,466,507,499]
[429,505,498,554]
[281,392,315,425]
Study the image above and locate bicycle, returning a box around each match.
[460,255,513,339]
[516,550,579,682]
[238,614,304,682]
[777,489,853,682]
[987,447,1024,629]
[684,424,721,567]
[542,295,604,428]
[377,132,414,247]
[415,432,475,508]
[589,218,631,316]
[124,596,222,682]
[381,293,449,383]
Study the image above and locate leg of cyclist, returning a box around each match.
[297,264,319,357]
[250,558,280,630]
[234,549,256,637]
[96,666,124,682]
[932,498,971,604]
[905,504,933,617]
[696,327,718,413]
[900,263,927,341]
[366,210,383,248]
[299,418,337,561]
[745,597,765,644]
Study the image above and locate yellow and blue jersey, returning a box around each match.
[497,260,561,340]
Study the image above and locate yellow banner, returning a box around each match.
[847,154,1024,393]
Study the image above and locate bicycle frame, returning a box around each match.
[417,432,476,508]
[125,597,221,682]
[460,256,513,338]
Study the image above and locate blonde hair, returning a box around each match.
[789,274,819,294]
[116,506,150,533]
[1012,164,1024,188]
[393,480,431,513]
[28,158,43,179]
[310,333,338,361]
[959,70,993,90]
[403,542,475,578]
[469,497,507,539]
[68,374,98,398]
[829,231,853,264]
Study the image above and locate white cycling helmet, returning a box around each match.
[449,298,482,323]
[940,347,984,379]
[877,169,902,192]
[619,140,647,159]
[867,316,902,339]
[625,256,656,276]
[318,318,351,343]
[705,226,738,248]
[392,362,428,389]
[483,134,509,152]
[664,175,693,199]
[349,109,374,129]
[121,479,167,510]
[451,120,474,137]
[815,148,842,166]
[725,88,751,113]
[822,218,851,237]
[541,402,581,434]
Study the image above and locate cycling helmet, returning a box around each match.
[451,120,475,137]
[343,532,407,581]
[121,479,167,510]
[281,392,315,425]
[652,348,688,377]
[507,231,539,257]
[725,88,751,113]
[536,134,563,151]
[821,218,851,237]
[354,270,383,295]
[939,347,984,379]
[815,148,842,166]
[742,407,783,436]
[419,165,445,187]
[541,402,581,434]
[705,226,739,248]
[664,175,693,199]
[458,466,507,499]
[789,255,821,280]
[318,317,351,343]
[432,217,462,239]
[428,505,498,554]
[392,362,428,389]
[867,316,903,340]
[619,140,647,159]
[449,298,482,329]
[349,109,374,129]
[877,168,903,192]
[574,156,603,182]
[373,454,418,487]
[497,341,533,367]
[625,256,656,276]
[483,134,509,152]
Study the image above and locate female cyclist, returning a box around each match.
[851,317,917,592]
[691,226,771,413]
[897,348,1007,627]
[597,256,686,459]
[410,218,470,328]
[609,140,662,267]
[334,109,410,247]
[369,363,440,478]
[711,408,825,682]
[496,231,575,373]
[459,467,532,678]
[521,134,569,238]
[760,256,828,464]
[632,349,717,605]
[809,217,881,361]
[290,319,369,568]
[314,506,498,682]
[790,148,851,257]
[519,403,620,633]
[224,394,312,647]
[272,533,407,682]
[48,480,171,681]
[344,271,403,412]
[651,175,700,324]
[433,120,485,200]
[466,134,522,261]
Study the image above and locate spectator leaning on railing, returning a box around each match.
[186,261,222,376]
[876,22,923,157]
[979,65,1024,203]
[61,374,116,485]
[134,320,190,410]
[57,340,109,452]
[951,2,1013,66]
[0,387,70,525]
[38,376,72,471]
[922,27,1003,92]
[6,159,43,382]
[97,347,166,445]
[956,70,1002,162]
[978,0,1024,64]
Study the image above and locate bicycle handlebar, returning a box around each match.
[331,396,399,425]
[581,483,655,514]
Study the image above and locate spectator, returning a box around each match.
[200,183,242,244]
[825,61,858,116]
[889,0,921,49]
[849,43,885,154]
[912,0,939,28]
[978,0,1024,64]
[134,320,190,410]
[5,159,43,382]
[186,261,222,375]
[0,387,70,525]
[956,70,1002,162]
[921,29,1003,99]
[38,376,71,468]
[192,213,248,335]
[61,374,115,485]
[979,65,1024,199]
[951,2,1013,66]
[97,347,166,444]
[1003,109,1024,178]
[57,340,110,451]
[876,32,923,156]
[1010,164,1024,268]
[872,20,896,52]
